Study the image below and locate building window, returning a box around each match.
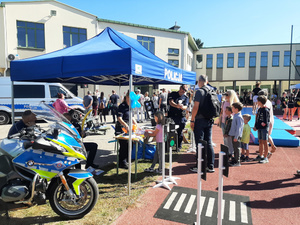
[196,54,203,69]
[261,52,268,67]
[63,26,87,48]
[227,53,234,68]
[284,51,291,67]
[217,54,223,68]
[238,52,245,68]
[272,51,280,67]
[249,52,256,67]
[168,60,179,67]
[206,54,213,69]
[17,21,45,49]
[168,48,179,56]
[137,36,155,54]
[296,50,300,66]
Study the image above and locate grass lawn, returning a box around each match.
[1,146,187,225]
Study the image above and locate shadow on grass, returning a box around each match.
[94,160,165,183]
[0,215,65,225]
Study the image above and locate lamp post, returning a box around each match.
[288,25,293,91]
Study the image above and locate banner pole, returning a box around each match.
[196,143,203,225]
[218,151,225,225]
[128,74,133,195]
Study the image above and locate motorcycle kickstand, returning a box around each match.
[4,205,10,220]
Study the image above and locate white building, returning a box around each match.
[0,0,197,98]
[195,44,300,95]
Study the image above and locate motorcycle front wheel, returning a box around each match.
[48,178,98,219]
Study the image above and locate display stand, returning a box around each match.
[218,151,226,225]
[187,131,196,153]
[164,146,180,185]
[195,143,204,225]
[153,124,173,190]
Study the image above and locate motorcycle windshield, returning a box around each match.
[30,102,81,139]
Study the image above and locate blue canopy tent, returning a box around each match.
[10,27,195,85]
[10,27,196,193]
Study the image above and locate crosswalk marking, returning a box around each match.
[229,200,236,221]
[156,187,252,225]
[163,192,178,209]
[241,202,248,223]
[205,197,215,217]
[220,199,225,219]
[195,196,206,215]
[174,193,187,211]
[184,194,196,213]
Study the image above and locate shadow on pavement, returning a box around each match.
[249,193,300,209]
[223,176,300,191]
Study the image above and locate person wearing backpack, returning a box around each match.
[98,92,107,124]
[190,74,221,173]
[168,84,189,151]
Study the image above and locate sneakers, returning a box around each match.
[267,152,272,159]
[259,157,269,164]
[154,169,162,174]
[240,155,246,161]
[190,167,198,173]
[144,167,154,173]
[230,163,241,167]
[206,166,215,173]
[244,156,251,162]
[254,155,263,161]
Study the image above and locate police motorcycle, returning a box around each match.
[0,103,98,219]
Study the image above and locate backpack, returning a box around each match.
[197,86,221,119]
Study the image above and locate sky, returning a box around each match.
[3,0,300,47]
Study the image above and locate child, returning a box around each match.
[228,102,244,167]
[223,106,234,160]
[144,111,164,173]
[254,95,270,164]
[288,93,295,121]
[241,114,251,162]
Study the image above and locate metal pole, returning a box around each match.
[196,143,203,225]
[11,81,15,124]
[128,74,133,195]
[288,25,293,91]
[217,151,226,225]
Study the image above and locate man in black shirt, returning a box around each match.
[8,110,37,137]
[168,84,189,150]
[252,82,261,113]
[109,90,119,123]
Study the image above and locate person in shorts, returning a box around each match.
[254,96,270,164]
[240,114,251,162]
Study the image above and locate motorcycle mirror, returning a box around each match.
[53,128,60,139]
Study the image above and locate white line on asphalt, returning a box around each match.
[205,197,215,217]
[174,193,187,211]
[163,192,178,209]
[229,200,236,221]
[195,196,206,215]
[240,202,248,223]
[184,194,196,213]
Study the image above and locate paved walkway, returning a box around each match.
[113,120,300,225]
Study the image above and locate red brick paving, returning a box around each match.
[113,123,300,225]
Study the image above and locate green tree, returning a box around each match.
[193,38,204,49]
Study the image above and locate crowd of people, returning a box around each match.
[13,78,299,173]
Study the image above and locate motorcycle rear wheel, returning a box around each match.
[48,178,98,219]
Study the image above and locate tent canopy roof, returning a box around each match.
[11,27,196,86]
